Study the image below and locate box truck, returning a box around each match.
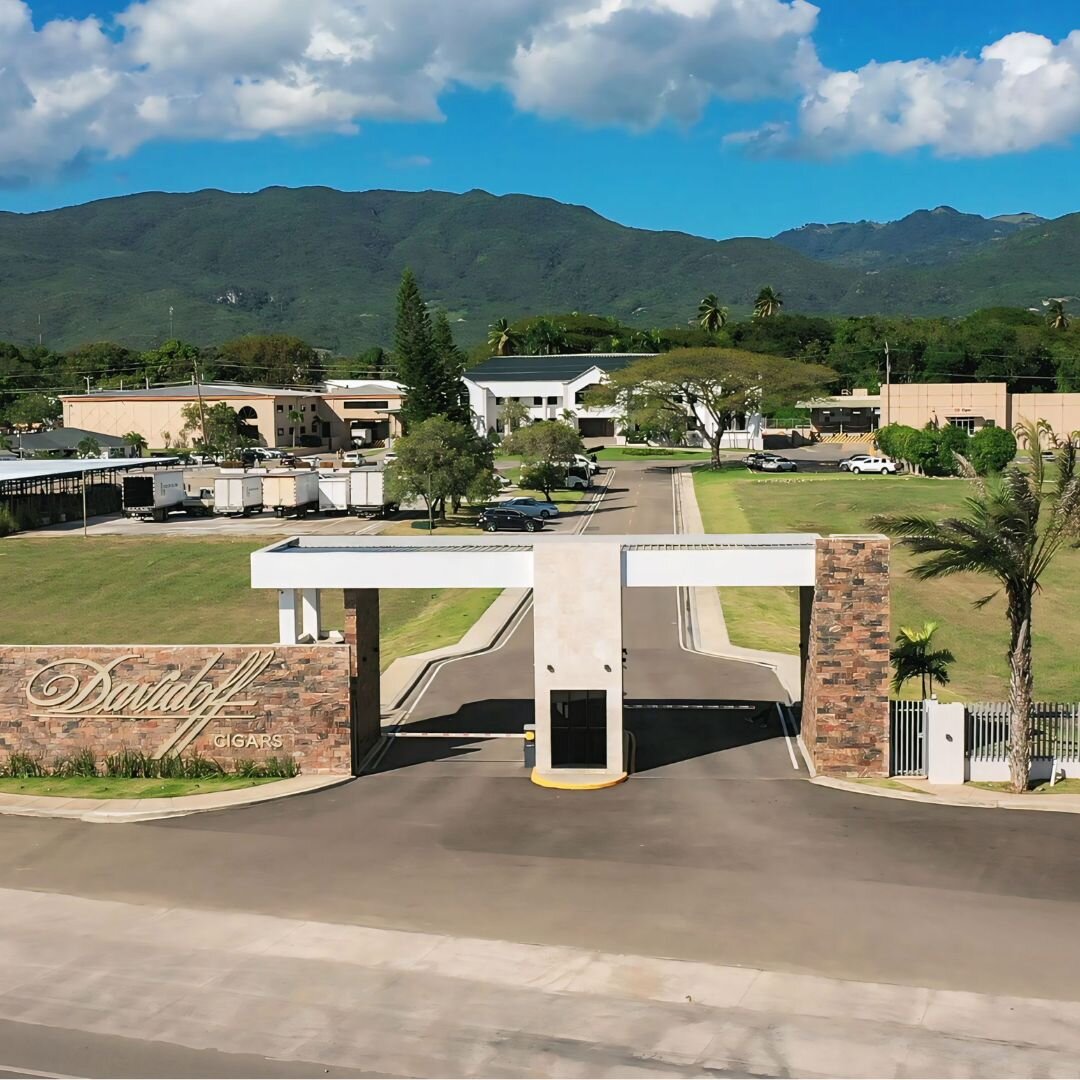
[122,470,186,522]
[348,468,398,517]
[214,472,263,516]
[318,471,351,513]
[262,470,320,518]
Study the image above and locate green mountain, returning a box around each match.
[0,187,851,353]
[773,206,1044,269]
[0,187,1075,354]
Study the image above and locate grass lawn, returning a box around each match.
[693,470,1080,702]
[0,776,279,799]
[0,538,498,672]
[970,779,1080,795]
[594,447,716,461]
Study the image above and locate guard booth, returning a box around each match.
[251,533,891,786]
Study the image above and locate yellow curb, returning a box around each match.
[530,769,628,791]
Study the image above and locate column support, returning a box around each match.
[277,589,300,645]
[344,588,381,773]
[301,588,322,641]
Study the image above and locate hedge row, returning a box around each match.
[875,423,1016,477]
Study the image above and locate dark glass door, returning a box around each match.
[550,690,607,768]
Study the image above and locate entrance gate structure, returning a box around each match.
[251,532,890,786]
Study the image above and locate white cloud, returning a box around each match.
[1,0,1079,183]
[0,0,821,182]
[732,30,1080,158]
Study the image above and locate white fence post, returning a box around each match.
[926,700,966,784]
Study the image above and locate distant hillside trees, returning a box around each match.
[215,334,323,386]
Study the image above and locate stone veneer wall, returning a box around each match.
[801,536,891,776]
[0,645,351,774]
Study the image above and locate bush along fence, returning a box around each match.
[1,749,300,780]
[874,423,1017,477]
[889,699,1080,784]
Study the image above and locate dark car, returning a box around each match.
[478,507,545,533]
[745,453,797,473]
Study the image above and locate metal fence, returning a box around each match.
[966,702,1080,763]
[890,699,926,776]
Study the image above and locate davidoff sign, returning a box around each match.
[25,650,276,758]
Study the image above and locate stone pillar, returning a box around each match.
[277,589,300,645]
[300,589,322,641]
[532,539,625,788]
[801,535,890,776]
[344,588,380,771]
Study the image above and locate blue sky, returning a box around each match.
[2,0,1079,238]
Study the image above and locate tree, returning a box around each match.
[753,286,783,320]
[589,348,832,466]
[4,393,60,427]
[393,270,464,427]
[432,310,471,426]
[76,436,101,458]
[698,294,728,334]
[560,408,577,425]
[969,425,1017,475]
[180,401,242,454]
[385,416,497,529]
[891,622,955,698]
[524,318,569,356]
[1047,299,1070,331]
[501,397,530,434]
[870,420,1080,793]
[123,431,147,458]
[488,318,520,356]
[503,420,583,499]
[217,334,323,386]
[141,340,202,384]
[631,328,663,353]
[287,409,302,448]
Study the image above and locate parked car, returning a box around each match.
[383,451,398,465]
[571,453,600,475]
[341,450,372,465]
[493,472,513,488]
[478,507,545,533]
[745,453,797,472]
[846,456,898,475]
[501,496,560,519]
[252,447,285,461]
[838,454,875,472]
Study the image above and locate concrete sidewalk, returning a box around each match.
[1,885,1077,1077]
[816,774,1080,814]
[0,774,347,824]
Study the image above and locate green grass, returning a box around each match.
[0,538,498,672]
[970,779,1080,795]
[0,776,279,799]
[693,470,1080,702]
[594,447,716,461]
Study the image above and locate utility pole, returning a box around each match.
[193,356,208,451]
[81,472,88,538]
[85,376,91,394]
[884,340,891,428]
[37,314,42,348]
[169,305,175,339]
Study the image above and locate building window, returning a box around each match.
[277,428,284,436]
[947,416,977,433]
[495,419,504,433]
[532,396,543,405]
[299,425,306,435]
[276,404,283,412]
[495,397,504,406]
[344,400,389,410]
[546,396,558,405]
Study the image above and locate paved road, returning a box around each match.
[3,460,1080,1075]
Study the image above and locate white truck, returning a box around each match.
[213,472,264,516]
[262,470,320,518]
[122,470,186,522]
[348,468,398,517]
[318,471,351,514]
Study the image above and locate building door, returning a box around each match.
[550,690,607,768]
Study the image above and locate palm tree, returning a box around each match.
[560,408,577,425]
[123,431,148,458]
[753,286,783,320]
[698,294,728,334]
[630,328,663,353]
[76,436,101,458]
[891,622,955,699]
[871,419,1080,793]
[1047,299,1070,331]
[488,318,519,356]
[288,408,302,448]
[501,397,530,434]
[524,318,569,356]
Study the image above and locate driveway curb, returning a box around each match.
[0,774,350,824]
[812,775,1080,814]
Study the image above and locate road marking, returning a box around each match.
[386,731,523,739]
[775,702,801,770]
[0,1067,82,1079]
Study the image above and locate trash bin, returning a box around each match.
[522,724,536,769]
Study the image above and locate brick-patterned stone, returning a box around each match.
[0,645,351,774]
[802,536,891,776]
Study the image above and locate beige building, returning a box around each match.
[62,381,404,451]
[804,383,1080,438]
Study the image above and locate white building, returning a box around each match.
[464,354,763,449]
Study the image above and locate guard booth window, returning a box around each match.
[550,690,607,768]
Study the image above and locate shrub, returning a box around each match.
[935,425,971,476]
[0,506,17,537]
[53,749,98,777]
[105,748,157,777]
[232,758,264,778]
[263,756,300,778]
[969,426,1017,475]
[5,753,46,778]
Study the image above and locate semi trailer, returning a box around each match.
[262,470,319,518]
[122,470,186,522]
